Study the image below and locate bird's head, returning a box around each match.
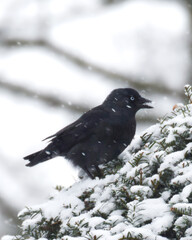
[103,88,153,113]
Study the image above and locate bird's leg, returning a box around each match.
[83,166,94,179]
[82,165,103,179]
[94,165,103,178]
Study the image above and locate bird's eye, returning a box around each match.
[130,96,135,101]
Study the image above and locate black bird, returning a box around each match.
[24,88,152,179]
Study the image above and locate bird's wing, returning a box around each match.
[43,106,110,149]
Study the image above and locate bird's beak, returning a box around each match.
[139,97,153,109]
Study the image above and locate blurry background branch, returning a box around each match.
[182,0,192,79]
[0,77,157,123]
[0,77,89,113]
[0,38,185,99]
[0,197,18,225]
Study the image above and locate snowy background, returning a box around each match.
[0,0,191,237]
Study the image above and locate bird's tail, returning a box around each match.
[24,150,54,167]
